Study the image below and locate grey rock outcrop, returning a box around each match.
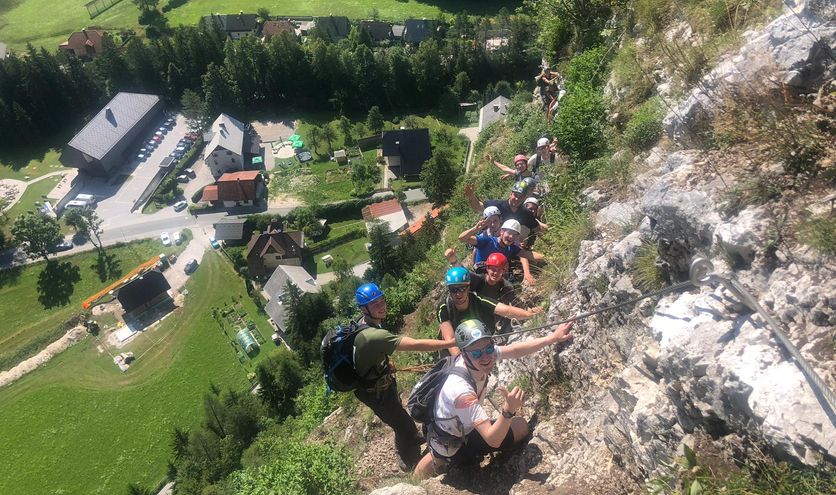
[369,484,428,495]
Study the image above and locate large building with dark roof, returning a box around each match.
[381,128,432,178]
[60,92,164,177]
[117,270,171,317]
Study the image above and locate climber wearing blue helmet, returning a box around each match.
[437,267,545,357]
[351,281,456,471]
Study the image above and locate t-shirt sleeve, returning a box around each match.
[484,199,503,209]
[469,273,485,293]
[520,209,538,230]
[475,233,491,249]
[509,244,522,258]
[360,328,402,357]
[438,303,450,323]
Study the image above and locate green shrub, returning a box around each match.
[797,217,836,257]
[610,42,654,108]
[594,150,635,190]
[635,0,674,34]
[623,97,665,151]
[632,240,664,291]
[563,45,610,91]
[554,85,608,161]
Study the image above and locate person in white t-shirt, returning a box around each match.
[413,318,574,478]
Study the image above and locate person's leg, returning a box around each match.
[354,381,421,468]
[414,452,436,479]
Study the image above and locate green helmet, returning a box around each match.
[511,180,528,195]
[455,319,490,349]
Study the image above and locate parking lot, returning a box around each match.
[78,114,190,228]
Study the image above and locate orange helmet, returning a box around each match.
[514,154,528,165]
[486,252,508,268]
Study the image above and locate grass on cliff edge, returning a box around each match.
[0,253,270,494]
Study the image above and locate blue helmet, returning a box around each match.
[445,267,470,286]
[356,282,384,306]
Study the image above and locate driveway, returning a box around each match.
[163,227,211,291]
[459,126,479,173]
[181,156,214,204]
[316,261,371,285]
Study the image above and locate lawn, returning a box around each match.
[314,235,370,274]
[0,253,271,494]
[0,237,189,372]
[0,147,70,181]
[2,175,62,223]
[0,0,520,51]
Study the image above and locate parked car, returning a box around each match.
[154,131,164,137]
[184,168,196,178]
[157,126,167,133]
[166,117,176,126]
[173,200,188,212]
[160,232,171,246]
[48,240,73,253]
[173,231,182,244]
[139,147,148,153]
[172,151,185,159]
[147,140,157,148]
[209,237,220,249]
[152,135,161,142]
[184,259,198,274]
[175,146,187,152]
[176,175,189,183]
[136,153,147,161]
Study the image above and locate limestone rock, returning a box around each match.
[713,206,770,265]
[641,177,722,249]
[369,484,428,495]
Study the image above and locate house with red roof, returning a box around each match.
[201,170,265,208]
[361,198,408,234]
[262,20,296,41]
[58,29,106,60]
[246,230,304,278]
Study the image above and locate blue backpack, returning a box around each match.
[320,321,381,393]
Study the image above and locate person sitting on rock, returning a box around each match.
[438,267,542,358]
[413,318,574,479]
[458,218,545,284]
[488,153,533,183]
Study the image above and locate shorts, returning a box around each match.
[429,420,517,470]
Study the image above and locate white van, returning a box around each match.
[75,194,97,205]
[65,200,89,209]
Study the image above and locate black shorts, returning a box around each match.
[431,420,517,468]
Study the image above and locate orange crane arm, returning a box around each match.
[82,255,161,310]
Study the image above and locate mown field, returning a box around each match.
[0,0,520,51]
[0,252,279,494]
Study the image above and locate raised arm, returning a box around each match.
[464,183,483,213]
[494,303,543,320]
[519,249,545,262]
[396,336,456,352]
[487,154,514,175]
[499,322,573,360]
[458,220,485,246]
[519,257,535,285]
[438,321,460,356]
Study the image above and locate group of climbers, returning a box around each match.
[321,135,571,478]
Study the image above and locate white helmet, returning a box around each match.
[537,137,549,148]
[483,206,501,219]
[524,197,539,206]
[501,219,521,233]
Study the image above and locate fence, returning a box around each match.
[85,0,124,19]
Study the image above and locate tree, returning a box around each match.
[366,106,384,134]
[321,122,337,154]
[290,206,323,238]
[256,348,304,417]
[131,0,159,13]
[181,89,209,131]
[285,292,333,365]
[307,125,323,155]
[351,160,380,197]
[420,146,459,204]
[63,207,103,251]
[367,221,397,280]
[256,7,270,21]
[12,212,60,262]
[338,116,354,146]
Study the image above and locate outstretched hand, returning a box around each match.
[548,321,574,344]
[497,385,525,414]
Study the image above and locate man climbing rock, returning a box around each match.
[438,267,543,357]
[352,282,456,469]
[413,318,574,478]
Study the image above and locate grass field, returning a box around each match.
[0,238,188,372]
[0,148,69,181]
[2,175,62,222]
[314,235,369,274]
[0,0,520,51]
[0,253,272,494]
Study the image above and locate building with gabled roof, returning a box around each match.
[313,15,350,41]
[359,20,393,43]
[58,29,106,60]
[246,230,304,278]
[212,216,247,243]
[403,19,437,44]
[479,95,511,132]
[263,264,319,332]
[117,270,171,317]
[262,20,295,40]
[362,198,408,234]
[203,113,262,178]
[202,13,259,39]
[381,128,432,178]
[201,170,265,208]
[60,92,164,177]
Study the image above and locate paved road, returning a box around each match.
[459,126,479,173]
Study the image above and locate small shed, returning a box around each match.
[334,149,347,164]
[321,254,334,267]
[236,328,259,354]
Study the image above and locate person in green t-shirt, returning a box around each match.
[353,282,455,470]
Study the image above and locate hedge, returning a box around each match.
[307,226,366,254]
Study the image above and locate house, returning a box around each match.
[60,92,164,177]
[201,171,265,208]
[202,13,260,39]
[381,128,432,179]
[391,24,406,41]
[362,198,408,234]
[263,264,319,332]
[334,149,347,164]
[212,217,247,243]
[203,114,262,178]
[479,95,511,132]
[294,19,316,37]
[117,270,171,318]
[313,15,350,41]
[403,19,437,44]
[483,30,511,51]
[402,206,444,237]
[58,29,106,60]
[359,20,393,43]
[262,20,295,41]
[246,230,304,278]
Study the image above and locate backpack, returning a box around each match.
[320,321,376,394]
[407,356,476,425]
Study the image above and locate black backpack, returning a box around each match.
[407,356,476,424]
[320,321,377,393]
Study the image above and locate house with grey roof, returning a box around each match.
[263,264,319,332]
[479,95,511,132]
[359,20,393,43]
[212,216,247,243]
[59,92,164,177]
[203,113,262,179]
[202,13,260,39]
[403,19,438,44]
[314,15,350,42]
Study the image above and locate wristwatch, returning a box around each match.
[502,409,516,419]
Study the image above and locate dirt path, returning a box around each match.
[0,326,87,388]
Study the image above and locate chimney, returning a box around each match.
[493,104,500,111]
[105,107,115,124]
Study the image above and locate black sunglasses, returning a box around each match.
[449,286,468,294]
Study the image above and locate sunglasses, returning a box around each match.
[449,286,469,294]
[468,345,496,359]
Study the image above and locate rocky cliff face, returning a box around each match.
[370,2,835,494]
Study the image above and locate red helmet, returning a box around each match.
[486,252,508,268]
[514,154,528,165]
